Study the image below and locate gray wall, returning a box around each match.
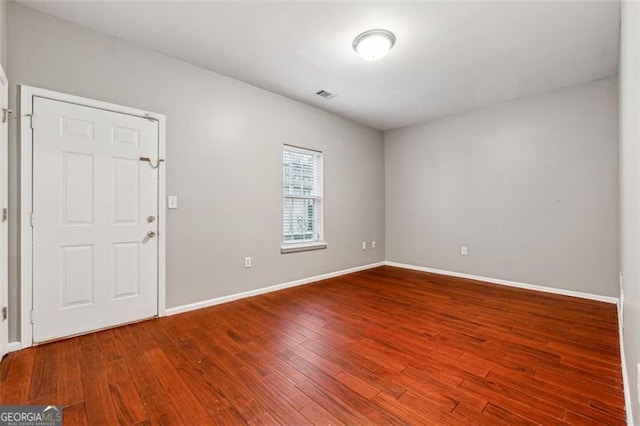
[0,0,6,70]
[385,78,619,297]
[620,1,639,423]
[6,4,385,341]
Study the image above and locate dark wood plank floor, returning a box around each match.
[0,266,626,425]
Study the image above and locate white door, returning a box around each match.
[32,97,159,343]
[0,66,8,358]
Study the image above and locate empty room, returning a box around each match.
[0,0,639,424]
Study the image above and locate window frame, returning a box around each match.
[281,144,327,254]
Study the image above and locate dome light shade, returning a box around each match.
[353,29,396,61]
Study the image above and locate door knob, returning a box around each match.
[147,231,157,238]
[147,215,156,223]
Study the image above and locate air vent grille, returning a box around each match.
[316,90,336,99]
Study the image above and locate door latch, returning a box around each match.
[2,307,7,321]
[1,108,12,124]
[139,157,165,169]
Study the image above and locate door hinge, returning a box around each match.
[29,310,34,324]
[1,208,6,222]
[2,108,12,124]
[1,307,7,321]
[29,212,34,227]
[28,114,34,130]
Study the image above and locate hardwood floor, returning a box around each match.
[1,266,626,425]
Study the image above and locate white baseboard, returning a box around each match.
[618,302,635,426]
[8,341,22,352]
[165,261,385,316]
[167,260,618,316]
[384,261,619,304]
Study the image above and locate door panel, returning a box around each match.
[61,152,94,224]
[32,97,159,343]
[0,67,8,359]
[113,157,140,223]
[112,242,140,299]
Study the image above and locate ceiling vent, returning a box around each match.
[316,90,336,99]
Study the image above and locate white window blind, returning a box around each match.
[283,145,323,245]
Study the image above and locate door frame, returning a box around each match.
[0,65,8,358]
[20,85,167,348]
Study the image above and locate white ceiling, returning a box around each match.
[17,1,620,131]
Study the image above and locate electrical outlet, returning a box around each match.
[244,257,252,269]
[362,241,367,250]
[371,241,376,249]
[461,246,468,256]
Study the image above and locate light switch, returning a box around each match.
[168,195,178,209]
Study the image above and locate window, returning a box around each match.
[282,145,325,253]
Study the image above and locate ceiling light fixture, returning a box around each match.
[353,29,396,61]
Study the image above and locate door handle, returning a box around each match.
[147,231,157,238]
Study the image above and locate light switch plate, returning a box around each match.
[168,195,178,209]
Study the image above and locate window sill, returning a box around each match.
[281,242,327,254]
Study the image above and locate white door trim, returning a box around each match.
[0,65,8,359]
[19,85,167,348]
